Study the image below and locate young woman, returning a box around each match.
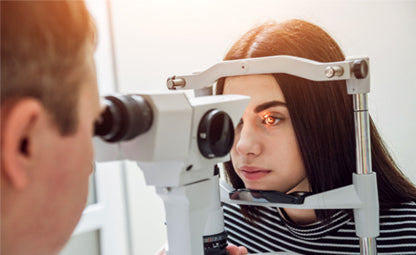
[217,19,416,254]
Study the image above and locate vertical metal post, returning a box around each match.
[353,93,377,255]
[353,94,372,175]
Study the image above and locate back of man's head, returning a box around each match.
[1,0,96,134]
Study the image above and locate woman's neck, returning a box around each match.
[282,177,317,225]
[279,207,317,225]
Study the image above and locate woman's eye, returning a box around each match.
[262,114,280,125]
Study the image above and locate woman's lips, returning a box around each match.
[239,166,271,181]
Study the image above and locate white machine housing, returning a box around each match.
[95,91,249,187]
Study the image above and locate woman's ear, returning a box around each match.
[1,99,45,190]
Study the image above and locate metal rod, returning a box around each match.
[360,237,377,255]
[353,94,372,175]
[353,93,377,255]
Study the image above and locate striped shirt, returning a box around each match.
[223,201,416,254]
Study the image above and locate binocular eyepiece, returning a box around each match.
[94,95,153,143]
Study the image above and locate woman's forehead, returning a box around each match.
[223,74,285,103]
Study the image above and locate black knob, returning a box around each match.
[94,95,153,142]
[197,109,234,159]
[203,231,229,255]
[353,59,368,79]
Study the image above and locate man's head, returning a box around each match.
[1,0,96,134]
[1,1,101,254]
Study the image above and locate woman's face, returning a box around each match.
[224,74,309,193]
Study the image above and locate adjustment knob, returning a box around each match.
[353,59,368,79]
[197,109,234,158]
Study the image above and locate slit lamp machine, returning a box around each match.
[94,55,378,255]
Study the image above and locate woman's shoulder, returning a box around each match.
[381,200,416,213]
[380,201,416,218]
[378,201,416,250]
[379,201,416,231]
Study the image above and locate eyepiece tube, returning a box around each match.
[94,95,153,143]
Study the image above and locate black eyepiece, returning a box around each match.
[94,94,153,143]
[197,109,234,158]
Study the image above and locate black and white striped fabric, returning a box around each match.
[223,201,416,254]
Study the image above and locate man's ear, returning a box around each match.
[1,99,45,190]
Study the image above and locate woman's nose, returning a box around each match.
[235,123,261,157]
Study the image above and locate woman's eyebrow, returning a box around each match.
[254,100,287,113]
